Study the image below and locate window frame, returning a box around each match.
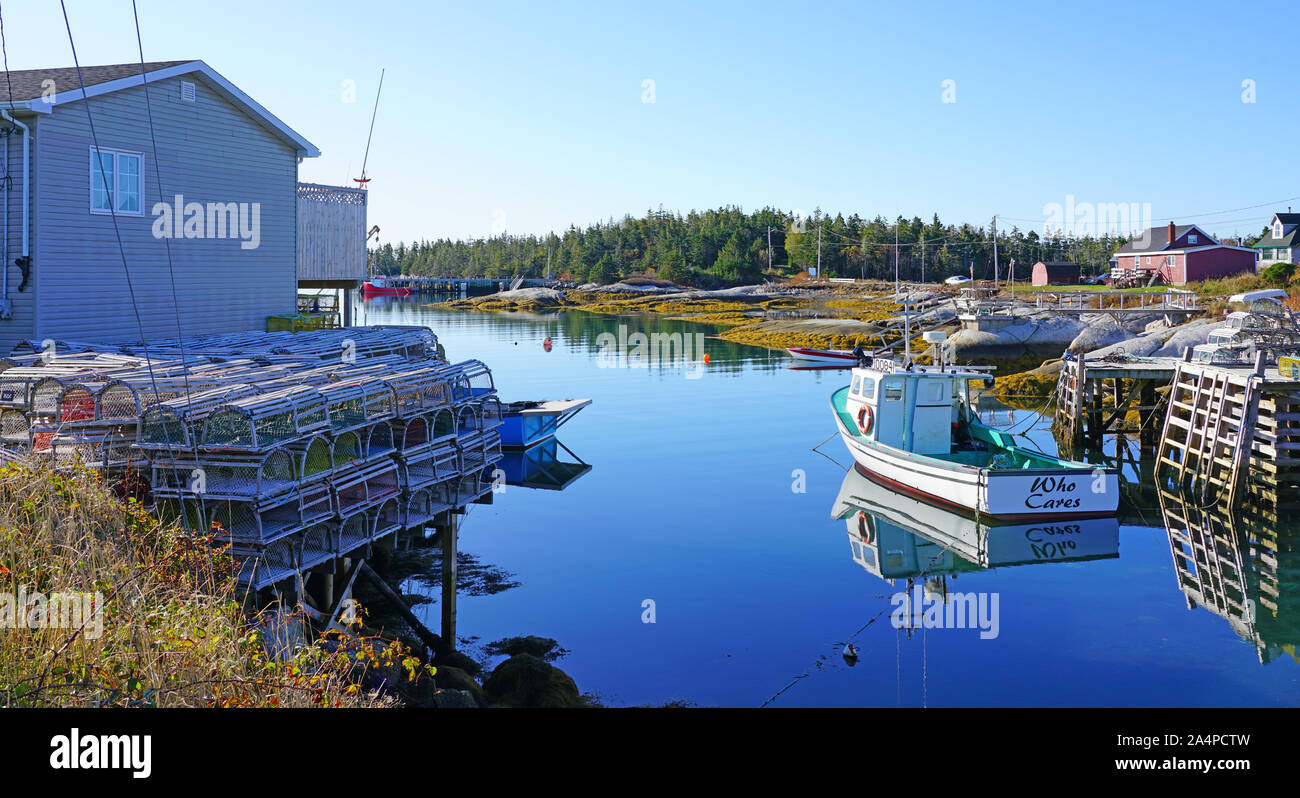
[88,146,145,217]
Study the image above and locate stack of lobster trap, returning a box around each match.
[0,326,503,590]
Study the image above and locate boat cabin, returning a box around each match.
[843,360,988,456]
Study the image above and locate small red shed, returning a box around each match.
[1031,261,1081,286]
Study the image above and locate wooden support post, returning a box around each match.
[439,511,459,653]
[1140,381,1157,449]
[318,569,335,613]
[1072,354,1086,448]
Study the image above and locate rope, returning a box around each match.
[59,1,193,535]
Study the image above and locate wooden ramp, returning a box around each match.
[1155,359,1300,512]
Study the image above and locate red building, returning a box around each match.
[1111,222,1256,285]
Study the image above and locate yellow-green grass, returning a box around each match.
[0,460,426,707]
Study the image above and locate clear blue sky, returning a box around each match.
[5,0,1297,245]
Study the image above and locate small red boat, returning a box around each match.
[786,346,857,366]
[362,276,413,297]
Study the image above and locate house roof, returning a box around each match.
[1114,225,1201,254]
[0,61,190,103]
[0,60,319,157]
[1251,212,1300,248]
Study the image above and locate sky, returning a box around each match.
[3,0,1297,245]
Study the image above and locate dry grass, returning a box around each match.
[0,460,420,708]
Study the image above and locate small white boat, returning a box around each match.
[830,358,1118,519]
[786,346,857,365]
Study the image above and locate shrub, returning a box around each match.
[1260,261,1296,287]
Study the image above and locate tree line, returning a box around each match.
[368,206,1135,285]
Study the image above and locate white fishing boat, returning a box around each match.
[829,356,1118,520]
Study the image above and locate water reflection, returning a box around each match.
[498,438,591,491]
[831,464,1120,587]
[1160,488,1300,665]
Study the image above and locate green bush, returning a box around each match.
[1261,261,1296,286]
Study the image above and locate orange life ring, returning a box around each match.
[857,404,874,435]
[856,511,874,543]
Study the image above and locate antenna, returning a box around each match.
[354,68,385,189]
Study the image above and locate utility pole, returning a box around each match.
[894,221,900,294]
[992,215,999,289]
[920,232,926,284]
[767,226,773,273]
[816,225,822,278]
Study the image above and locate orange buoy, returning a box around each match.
[703,353,710,364]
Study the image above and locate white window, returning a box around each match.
[1275,222,1283,238]
[1188,234,1198,244]
[1167,254,1176,266]
[89,147,143,216]
[1145,256,1150,265]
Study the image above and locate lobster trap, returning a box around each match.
[397,440,460,492]
[287,435,336,483]
[362,420,397,460]
[202,386,329,451]
[149,448,299,501]
[369,496,404,541]
[137,385,259,452]
[403,479,459,528]
[456,429,503,473]
[446,359,496,405]
[319,378,396,433]
[44,426,139,471]
[382,367,453,418]
[332,459,401,516]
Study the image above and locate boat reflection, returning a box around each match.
[831,465,1120,589]
[498,437,591,491]
[1159,488,1300,665]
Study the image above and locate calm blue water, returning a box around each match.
[363,297,1300,708]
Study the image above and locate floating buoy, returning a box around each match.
[703,353,710,364]
[543,337,553,352]
[842,643,859,665]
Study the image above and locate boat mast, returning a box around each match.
[904,296,911,365]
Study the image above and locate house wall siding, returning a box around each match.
[32,73,297,344]
[0,113,38,354]
[1184,249,1256,283]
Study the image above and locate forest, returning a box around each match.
[367,206,1151,286]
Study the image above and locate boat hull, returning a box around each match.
[363,282,412,296]
[787,347,856,365]
[832,399,1118,520]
